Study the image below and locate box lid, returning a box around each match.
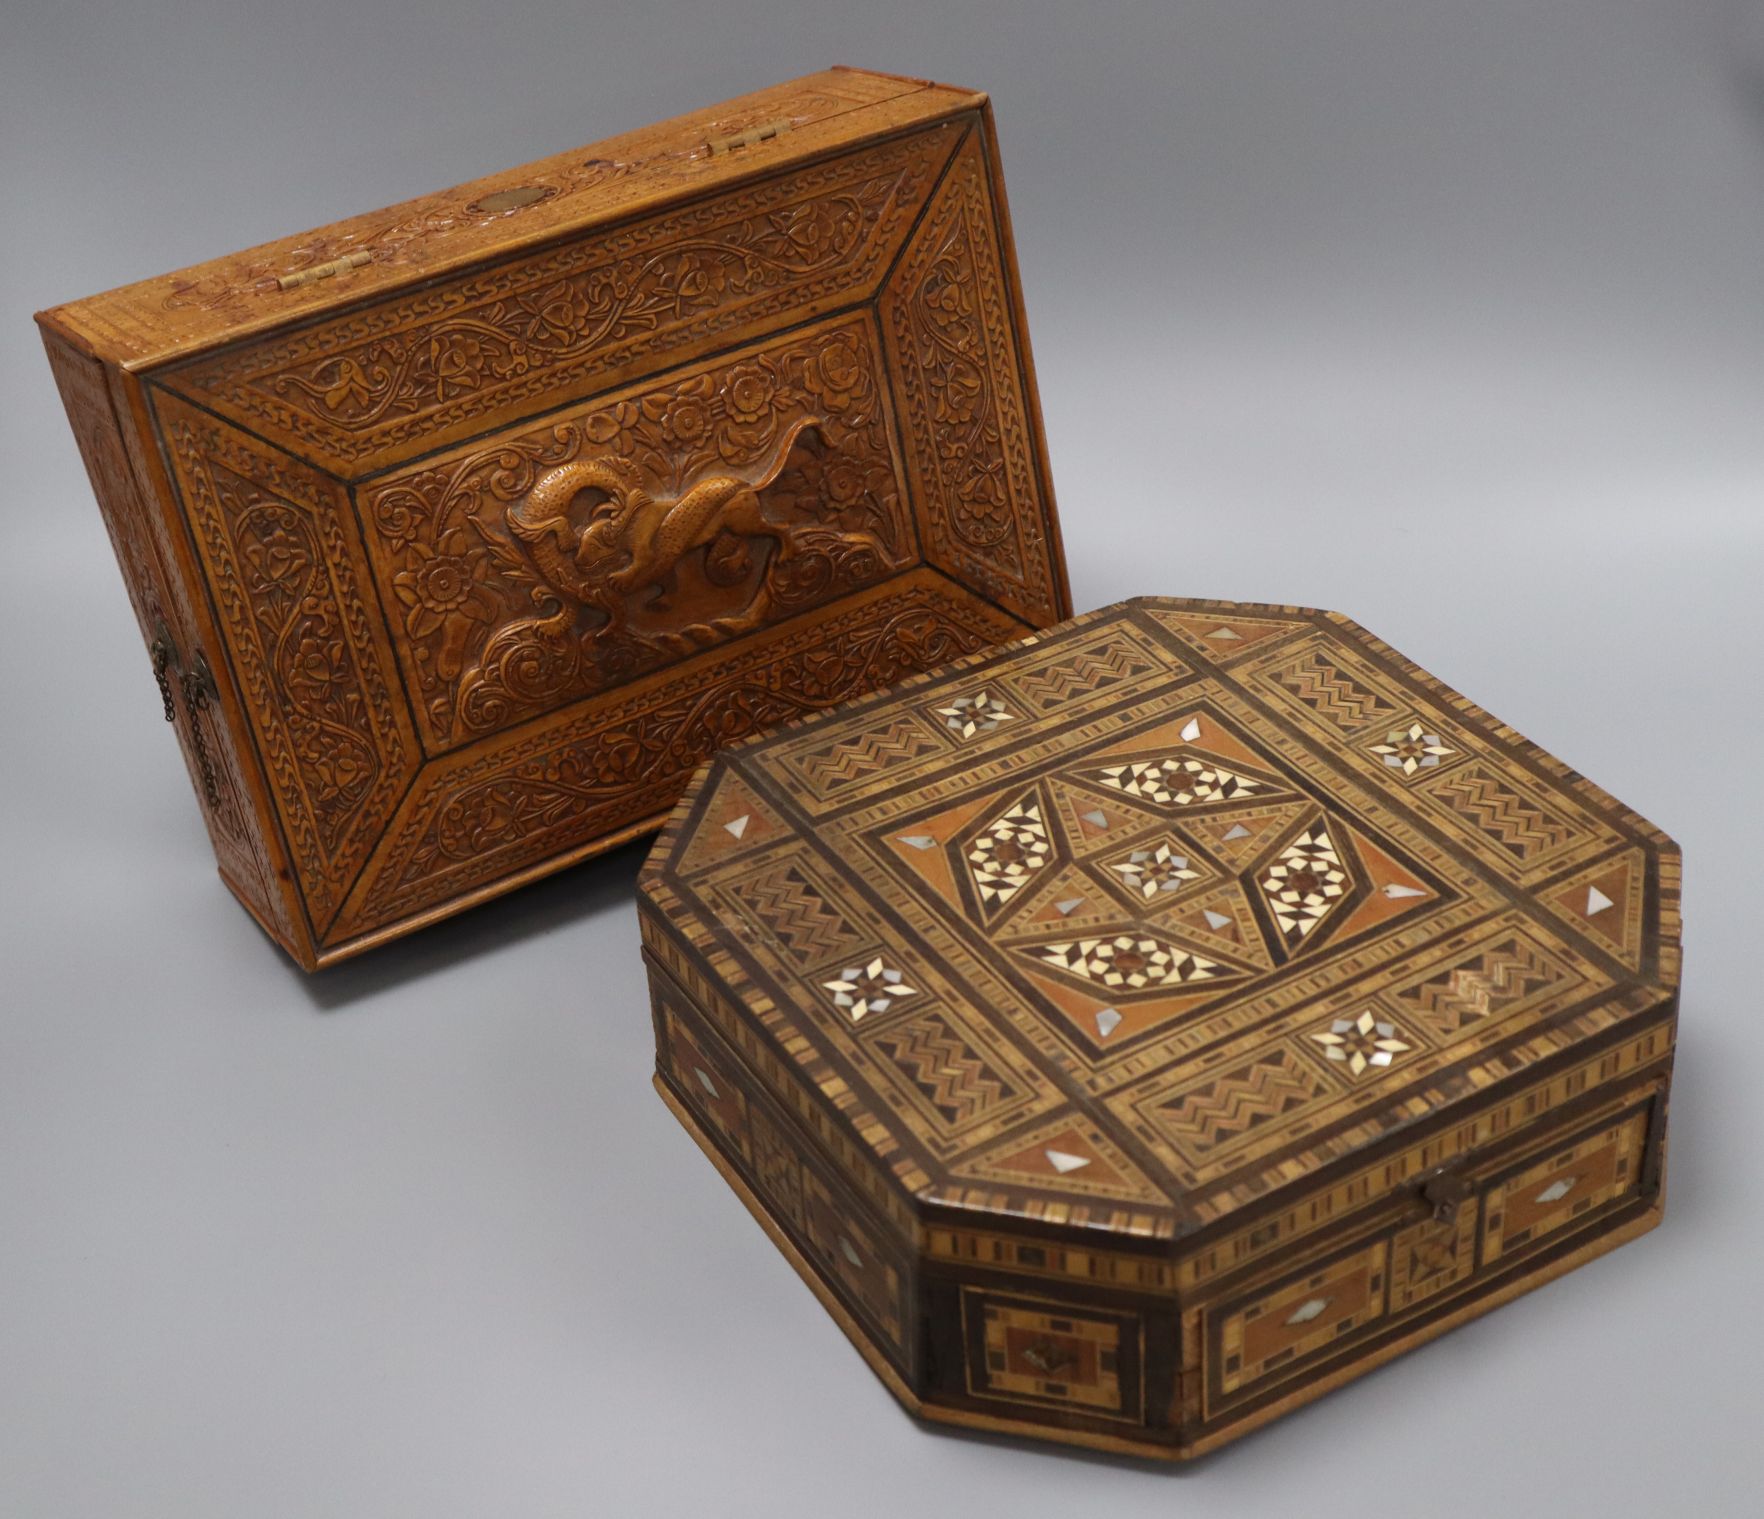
[38,69,977,369]
[640,598,1681,1242]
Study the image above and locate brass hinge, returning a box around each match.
[277,250,372,290]
[704,118,792,156]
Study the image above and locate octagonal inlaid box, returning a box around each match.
[638,597,1681,1459]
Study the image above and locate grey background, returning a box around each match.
[3,2,1761,1514]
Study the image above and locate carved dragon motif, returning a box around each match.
[505,415,824,645]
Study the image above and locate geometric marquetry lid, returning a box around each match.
[639,598,1682,1239]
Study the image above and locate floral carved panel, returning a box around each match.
[881,126,1059,625]
[156,396,414,931]
[162,125,960,472]
[360,313,915,752]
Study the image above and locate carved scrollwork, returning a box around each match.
[882,128,1057,622]
[166,129,953,467]
[363,316,912,747]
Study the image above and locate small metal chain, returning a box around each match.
[181,664,222,811]
[149,635,177,723]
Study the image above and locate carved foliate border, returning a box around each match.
[881,125,1058,623]
[162,125,961,472]
[155,391,413,931]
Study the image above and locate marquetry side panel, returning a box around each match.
[653,974,917,1377]
[1189,1081,1662,1430]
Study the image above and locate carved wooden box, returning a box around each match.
[37,68,1065,968]
[639,598,1680,1459]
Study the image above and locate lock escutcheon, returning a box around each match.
[1418,1168,1473,1224]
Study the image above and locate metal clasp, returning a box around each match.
[1418,1167,1473,1224]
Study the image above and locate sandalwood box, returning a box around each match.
[638,597,1680,1459]
[38,68,1065,967]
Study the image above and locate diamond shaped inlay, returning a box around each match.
[964,797,1052,909]
[1031,933,1225,990]
[1090,756,1265,808]
[1260,822,1350,946]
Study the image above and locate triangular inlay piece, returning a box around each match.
[1180,717,1202,741]
[1146,608,1302,658]
[896,834,936,850]
[1056,899,1085,917]
[1549,849,1645,968]
[1094,1007,1123,1038]
[676,773,779,873]
[960,1121,1167,1203]
[1383,883,1427,899]
[1203,909,1232,930]
[1224,824,1250,841]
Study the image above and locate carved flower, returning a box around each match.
[659,253,729,306]
[590,730,649,785]
[311,743,374,803]
[513,279,591,344]
[641,375,714,447]
[934,361,986,427]
[430,332,488,397]
[775,198,854,262]
[320,357,378,416]
[450,789,522,851]
[802,333,868,412]
[922,262,972,323]
[392,543,496,680]
[287,630,347,697]
[823,458,867,507]
[704,695,765,745]
[241,519,309,600]
[725,363,777,425]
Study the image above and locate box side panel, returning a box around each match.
[150,388,422,951]
[44,71,977,370]
[1174,1033,1673,1455]
[916,1257,1182,1453]
[42,332,304,959]
[878,116,1066,626]
[644,938,921,1386]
